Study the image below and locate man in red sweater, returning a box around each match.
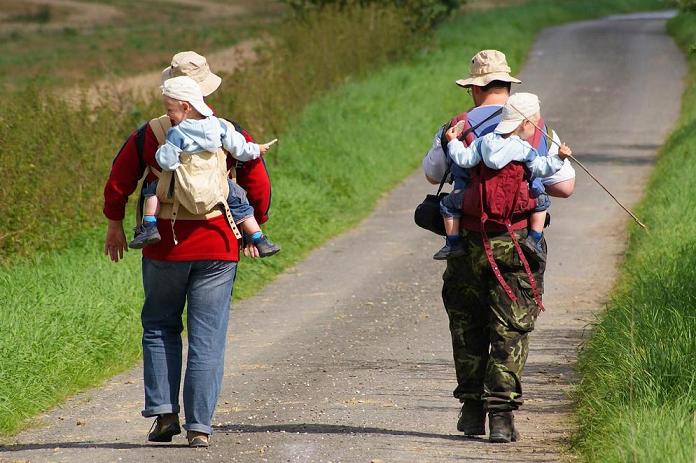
[103,51,271,448]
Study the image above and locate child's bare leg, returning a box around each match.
[529,211,546,234]
[444,216,460,237]
[239,216,261,236]
[143,195,160,217]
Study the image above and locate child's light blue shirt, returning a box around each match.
[156,116,261,171]
[447,132,564,178]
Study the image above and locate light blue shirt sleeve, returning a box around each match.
[447,139,482,168]
[524,150,564,178]
[483,136,563,177]
[220,120,261,162]
[155,128,186,171]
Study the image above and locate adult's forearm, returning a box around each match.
[546,178,575,198]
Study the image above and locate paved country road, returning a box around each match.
[1,11,685,463]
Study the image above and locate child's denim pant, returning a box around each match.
[143,179,254,224]
[141,258,237,435]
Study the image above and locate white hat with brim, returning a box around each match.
[455,49,522,88]
[161,76,214,117]
[161,51,222,97]
[494,92,540,134]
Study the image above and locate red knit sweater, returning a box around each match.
[103,119,271,262]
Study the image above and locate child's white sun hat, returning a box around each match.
[161,76,214,117]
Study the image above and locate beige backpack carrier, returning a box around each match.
[140,115,241,244]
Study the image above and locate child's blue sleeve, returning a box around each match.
[220,122,261,162]
[447,139,481,168]
[155,127,186,171]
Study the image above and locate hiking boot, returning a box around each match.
[456,400,485,435]
[433,241,466,260]
[187,431,209,448]
[129,222,161,249]
[253,235,281,258]
[520,234,545,263]
[488,411,520,443]
[147,413,181,442]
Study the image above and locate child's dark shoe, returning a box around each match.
[433,241,466,260]
[253,235,280,257]
[520,233,545,262]
[129,222,161,249]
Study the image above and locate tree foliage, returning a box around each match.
[280,0,463,31]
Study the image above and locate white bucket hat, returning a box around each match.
[161,51,222,97]
[456,50,522,88]
[494,92,540,134]
[161,76,214,117]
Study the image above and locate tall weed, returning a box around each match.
[210,3,416,139]
[573,11,696,463]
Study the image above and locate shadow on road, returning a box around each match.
[214,422,482,442]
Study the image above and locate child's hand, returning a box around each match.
[558,143,572,160]
[445,121,465,142]
[445,126,459,142]
[259,138,278,156]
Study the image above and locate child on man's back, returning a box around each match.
[129,76,280,257]
[434,92,572,260]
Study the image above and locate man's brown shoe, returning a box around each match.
[187,431,210,448]
[147,413,181,442]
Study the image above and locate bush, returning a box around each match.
[210,2,417,139]
[677,0,696,11]
[280,0,463,30]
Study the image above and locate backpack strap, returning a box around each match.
[149,115,171,146]
[476,165,545,313]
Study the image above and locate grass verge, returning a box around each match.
[572,10,696,463]
[0,0,666,436]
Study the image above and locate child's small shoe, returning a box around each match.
[253,235,281,258]
[433,241,466,260]
[129,222,161,249]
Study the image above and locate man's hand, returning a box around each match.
[105,219,128,263]
[243,242,260,259]
[558,143,572,160]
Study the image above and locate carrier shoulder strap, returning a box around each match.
[436,107,503,195]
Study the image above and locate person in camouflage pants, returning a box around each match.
[422,50,575,442]
[442,230,545,440]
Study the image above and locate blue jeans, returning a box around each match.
[141,258,237,435]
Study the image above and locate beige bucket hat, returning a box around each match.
[455,49,522,88]
[494,92,540,134]
[161,51,222,97]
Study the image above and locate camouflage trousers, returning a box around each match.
[441,229,546,412]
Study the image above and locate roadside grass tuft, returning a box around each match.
[0,0,666,435]
[573,10,696,463]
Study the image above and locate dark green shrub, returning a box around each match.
[280,0,463,30]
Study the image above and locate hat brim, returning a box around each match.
[189,99,214,117]
[494,117,523,134]
[161,67,222,97]
[456,72,522,88]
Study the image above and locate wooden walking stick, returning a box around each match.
[509,104,648,230]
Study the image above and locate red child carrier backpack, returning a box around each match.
[459,117,550,312]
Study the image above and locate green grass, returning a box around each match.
[572,10,696,463]
[0,0,667,436]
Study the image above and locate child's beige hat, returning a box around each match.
[161,76,214,117]
[494,92,540,134]
[455,50,522,88]
[161,51,222,97]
